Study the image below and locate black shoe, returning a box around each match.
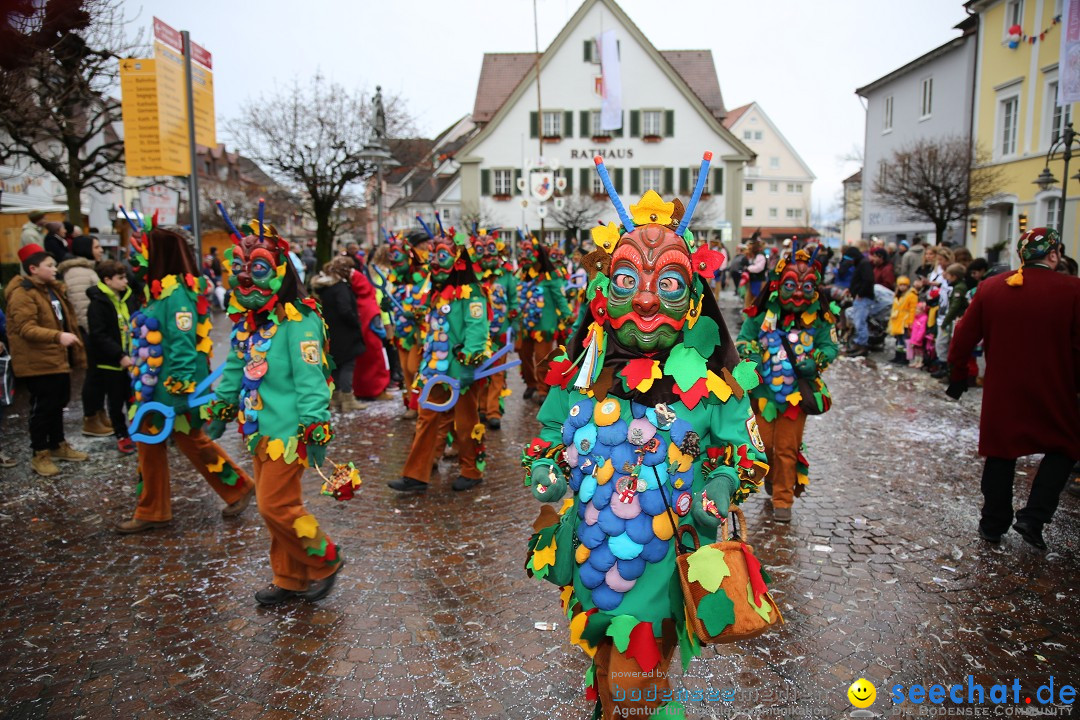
[452,475,483,492]
[888,353,908,365]
[845,344,868,357]
[302,561,344,602]
[1013,521,1047,550]
[255,584,300,606]
[486,417,502,430]
[978,526,1002,544]
[523,387,536,400]
[388,477,428,493]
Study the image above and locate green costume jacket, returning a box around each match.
[483,266,519,340]
[213,299,333,465]
[414,283,490,392]
[518,271,572,340]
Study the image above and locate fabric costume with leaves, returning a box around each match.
[385,232,430,411]
[517,237,573,398]
[524,184,771,720]
[471,231,519,421]
[206,219,342,591]
[735,249,838,509]
[126,226,254,524]
[400,231,491,484]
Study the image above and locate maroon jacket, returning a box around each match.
[949,267,1080,460]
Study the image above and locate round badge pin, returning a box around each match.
[675,492,692,516]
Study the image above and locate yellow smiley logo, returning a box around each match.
[847,678,876,708]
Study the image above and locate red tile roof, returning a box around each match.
[472,49,727,125]
[722,103,751,129]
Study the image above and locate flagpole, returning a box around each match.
[533,0,545,241]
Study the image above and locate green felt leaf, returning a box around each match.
[663,345,708,392]
[533,526,555,551]
[533,562,550,579]
[584,663,595,688]
[580,612,612,648]
[586,273,609,301]
[731,360,760,391]
[747,582,772,623]
[683,316,719,357]
[685,544,731,593]
[605,614,641,653]
[134,480,143,497]
[761,568,772,585]
[305,537,329,557]
[697,590,736,636]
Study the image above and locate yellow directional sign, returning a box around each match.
[120,58,181,176]
[153,40,191,174]
[191,63,216,148]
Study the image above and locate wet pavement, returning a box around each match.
[0,297,1077,719]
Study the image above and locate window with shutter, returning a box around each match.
[630,168,641,195]
[493,169,513,197]
[691,166,710,195]
[642,110,662,137]
[481,169,491,196]
[542,111,562,138]
[641,168,661,192]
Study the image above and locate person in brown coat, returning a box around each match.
[5,244,89,476]
[947,228,1080,550]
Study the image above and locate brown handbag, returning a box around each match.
[669,505,784,644]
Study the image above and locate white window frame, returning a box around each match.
[591,109,610,138]
[883,95,894,133]
[794,208,803,219]
[1046,78,1072,147]
[591,172,604,195]
[743,130,752,140]
[920,77,933,119]
[769,182,779,193]
[1004,0,1024,40]
[754,130,763,140]
[493,169,513,196]
[641,167,662,191]
[769,157,780,169]
[642,109,663,136]
[768,207,778,218]
[786,208,796,219]
[786,183,796,193]
[998,93,1020,158]
[542,111,562,137]
[795,183,804,193]
[691,166,710,195]
[1044,195,1062,230]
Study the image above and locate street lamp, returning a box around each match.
[358,86,400,246]
[1033,122,1080,236]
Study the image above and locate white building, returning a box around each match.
[455,0,753,245]
[855,18,976,246]
[722,102,816,243]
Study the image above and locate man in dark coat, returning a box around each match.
[842,245,879,356]
[947,228,1080,550]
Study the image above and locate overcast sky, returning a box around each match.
[127,0,967,221]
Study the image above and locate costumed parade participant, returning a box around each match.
[516,233,572,404]
[116,223,254,534]
[207,204,351,604]
[381,231,430,419]
[947,228,1080,550]
[735,247,838,523]
[348,255,392,403]
[389,228,490,493]
[471,229,518,430]
[523,154,775,720]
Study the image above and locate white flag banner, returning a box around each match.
[1060,0,1080,104]
[598,30,622,131]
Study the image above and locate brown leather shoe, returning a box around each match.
[115,517,171,534]
[30,450,60,477]
[51,442,89,462]
[96,409,114,429]
[81,416,113,438]
[221,488,253,518]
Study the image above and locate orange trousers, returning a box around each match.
[397,344,422,410]
[756,409,807,509]
[402,382,482,484]
[483,371,506,419]
[134,427,253,522]
[593,620,678,720]
[252,455,339,591]
[518,335,554,397]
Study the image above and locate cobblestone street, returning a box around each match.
[0,301,1077,719]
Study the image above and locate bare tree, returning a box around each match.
[229,74,415,266]
[550,194,603,250]
[0,0,134,223]
[872,136,1003,244]
[459,200,499,232]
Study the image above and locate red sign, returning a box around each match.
[152,17,182,53]
[190,41,212,69]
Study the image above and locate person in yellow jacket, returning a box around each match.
[888,275,917,366]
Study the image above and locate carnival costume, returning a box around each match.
[471,230,519,429]
[391,230,491,493]
[206,208,344,604]
[384,231,430,414]
[517,236,572,403]
[523,155,770,720]
[117,225,254,534]
[735,248,838,520]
